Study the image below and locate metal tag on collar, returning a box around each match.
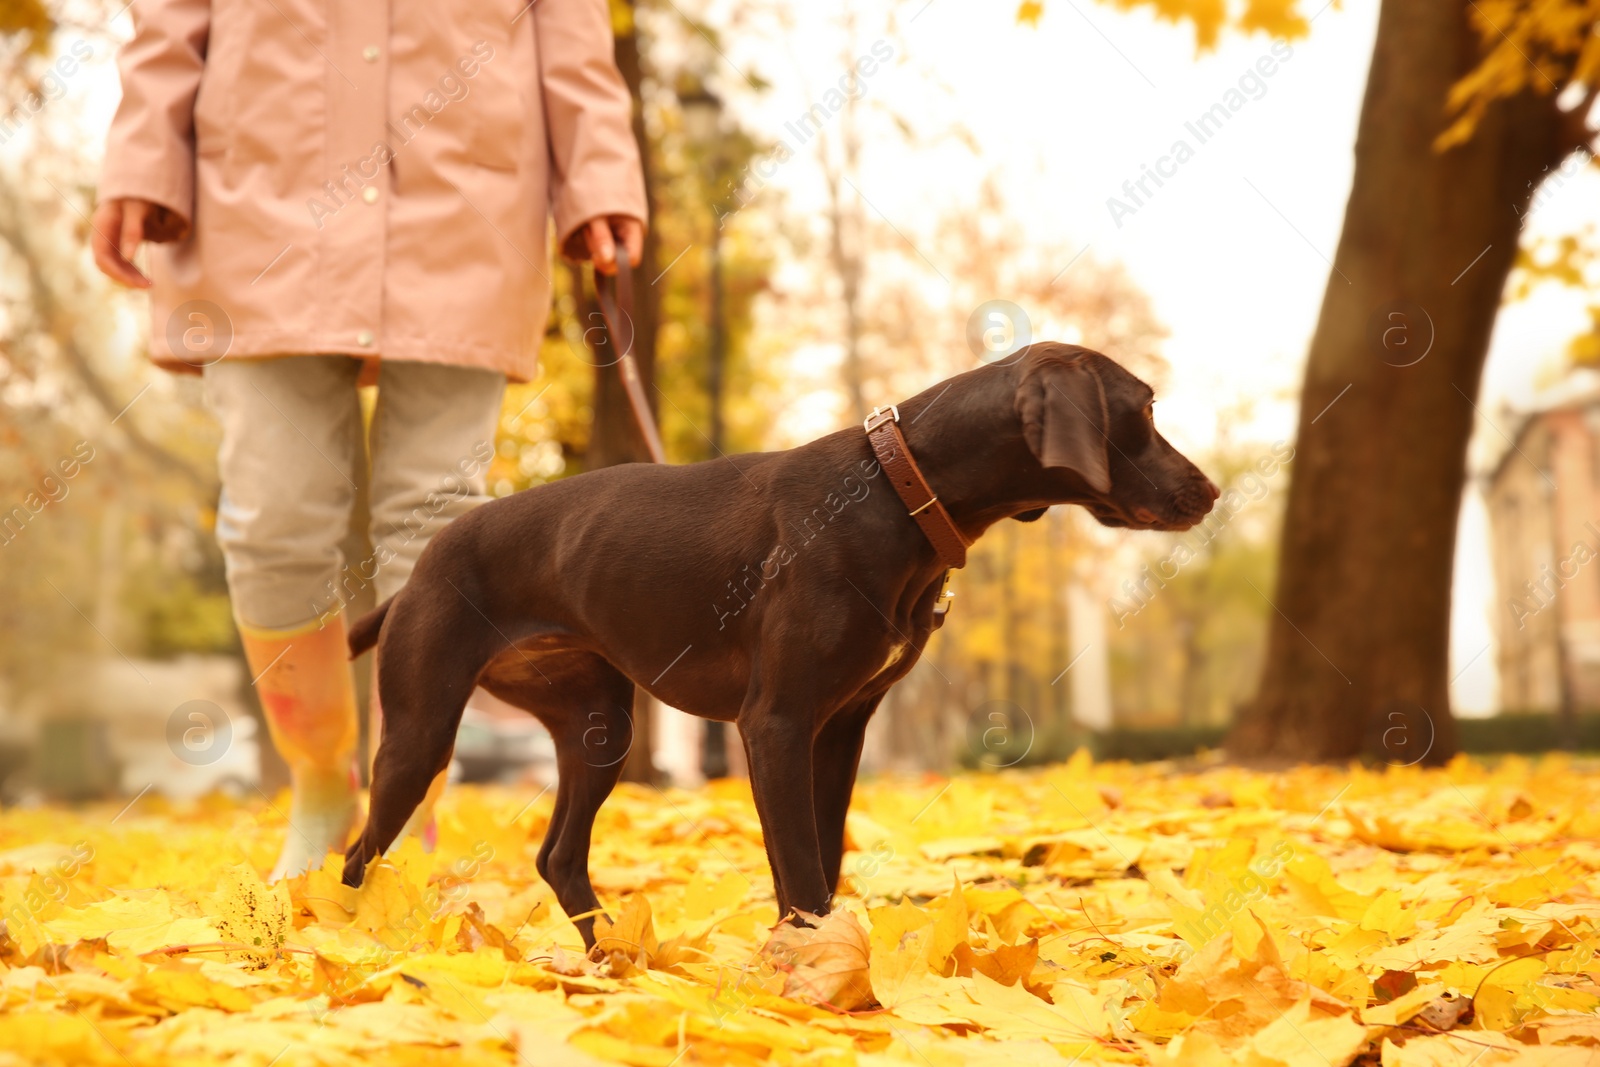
[932,568,956,618]
[863,404,900,432]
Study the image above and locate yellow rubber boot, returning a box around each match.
[368,659,448,853]
[239,616,361,881]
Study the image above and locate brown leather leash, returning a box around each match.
[864,405,966,617]
[593,257,668,465]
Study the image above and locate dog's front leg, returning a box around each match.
[812,696,882,900]
[740,711,830,922]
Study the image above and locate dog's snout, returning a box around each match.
[1154,473,1219,530]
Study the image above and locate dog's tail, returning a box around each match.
[347,597,394,659]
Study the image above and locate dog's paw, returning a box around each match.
[760,909,874,1012]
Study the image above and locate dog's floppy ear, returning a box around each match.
[1016,351,1112,493]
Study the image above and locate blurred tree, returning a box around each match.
[1226,0,1590,763]
[815,8,871,425]
[1024,0,1599,761]
[773,1,974,427]
[655,68,774,464]
[0,36,235,726]
[1109,426,1284,730]
[1510,229,1600,367]
[0,0,51,52]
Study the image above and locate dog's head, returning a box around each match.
[1014,343,1218,531]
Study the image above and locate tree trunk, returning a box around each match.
[588,1,660,783]
[1228,0,1569,763]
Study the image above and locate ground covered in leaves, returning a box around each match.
[3,754,1600,1066]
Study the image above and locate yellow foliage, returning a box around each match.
[1439,0,1600,149]
[0,0,52,55]
[1015,0,1317,50]
[1,759,1600,1063]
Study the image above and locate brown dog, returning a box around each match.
[340,343,1218,946]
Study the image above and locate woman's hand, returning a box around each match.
[572,215,644,275]
[91,197,187,288]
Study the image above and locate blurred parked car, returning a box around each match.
[451,692,556,786]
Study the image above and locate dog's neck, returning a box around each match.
[891,364,1082,543]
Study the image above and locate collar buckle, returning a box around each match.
[863,405,900,432]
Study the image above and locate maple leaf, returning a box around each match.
[452,901,522,962]
[762,909,874,1011]
[592,892,659,973]
[209,863,289,969]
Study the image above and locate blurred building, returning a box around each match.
[1487,392,1600,711]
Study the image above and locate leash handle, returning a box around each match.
[593,256,668,465]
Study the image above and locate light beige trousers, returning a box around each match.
[204,356,506,629]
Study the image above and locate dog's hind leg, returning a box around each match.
[545,700,632,951]
[483,656,635,951]
[342,609,491,888]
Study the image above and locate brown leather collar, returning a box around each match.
[864,405,969,570]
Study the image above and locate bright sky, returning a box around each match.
[711,0,1594,715]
